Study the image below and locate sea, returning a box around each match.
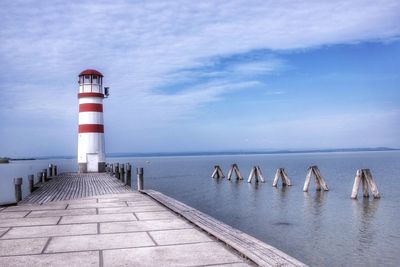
[1,151,399,266]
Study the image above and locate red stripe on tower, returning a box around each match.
[79,103,103,112]
[79,124,104,133]
[78,93,104,98]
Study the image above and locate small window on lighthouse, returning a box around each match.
[92,75,98,83]
[84,75,90,83]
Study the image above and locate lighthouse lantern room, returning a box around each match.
[77,69,108,173]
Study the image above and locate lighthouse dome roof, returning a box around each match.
[79,69,103,76]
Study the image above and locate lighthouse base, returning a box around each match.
[78,162,106,173]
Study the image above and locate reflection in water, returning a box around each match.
[303,191,327,217]
[273,185,291,207]
[352,198,380,255]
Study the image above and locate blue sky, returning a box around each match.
[0,0,399,157]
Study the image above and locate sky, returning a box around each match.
[0,0,399,157]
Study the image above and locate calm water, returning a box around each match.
[1,151,399,266]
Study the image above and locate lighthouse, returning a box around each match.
[77,69,109,173]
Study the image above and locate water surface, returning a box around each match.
[1,151,399,266]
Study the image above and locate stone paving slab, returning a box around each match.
[59,213,137,224]
[0,238,48,256]
[102,242,250,267]
[0,217,60,227]
[0,251,99,267]
[2,223,97,239]
[135,210,176,220]
[3,204,67,212]
[98,197,148,203]
[45,199,98,205]
[100,219,193,234]
[67,202,127,209]
[98,205,167,214]
[89,192,141,199]
[46,232,154,253]
[149,228,213,245]
[0,211,29,219]
[27,208,97,218]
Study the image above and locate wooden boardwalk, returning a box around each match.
[1,172,308,266]
[21,173,131,204]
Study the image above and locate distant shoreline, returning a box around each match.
[6,147,399,161]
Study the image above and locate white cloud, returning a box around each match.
[0,0,399,155]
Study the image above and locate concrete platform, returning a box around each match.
[0,192,255,267]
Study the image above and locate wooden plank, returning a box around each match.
[247,167,255,183]
[234,165,243,180]
[351,170,362,199]
[303,169,312,192]
[363,169,380,199]
[272,169,280,187]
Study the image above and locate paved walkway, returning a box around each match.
[0,191,254,267]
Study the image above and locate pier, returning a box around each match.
[0,172,306,267]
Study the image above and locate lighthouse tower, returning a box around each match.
[77,69,108,173]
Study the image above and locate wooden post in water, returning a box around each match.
[115,163,120,180]
[351,169,362,199]
[48,164,53,177]
[41,170,47,183]
[28,174,35,193]
[313,166,328,191]
[247,166,265,183]
[137,167,144,191]
[363,169,380,198]
[120,164,125,184]
[53,165,57,176]
[227,164,243,180]
[14,177,23,203]
[351,169,380,199]
[303,166,328,192]
[272,168,292,187]
[211,165,225,179]
[108,163,113,175]
[126,164,132,186]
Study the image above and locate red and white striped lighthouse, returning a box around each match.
[77,69,108,173]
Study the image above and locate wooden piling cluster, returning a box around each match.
[211,165,225,179]
[210,164,381,198]
[106,162,133,186]
[303,166,328,192]
[248,166,265,183]
[47,164,57,177]
[273,168,292,187]
[351,169,380,199]
[227,164,243,180]
[12,164,58,204]
[105,163,145,191]
[106,163,145,191]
